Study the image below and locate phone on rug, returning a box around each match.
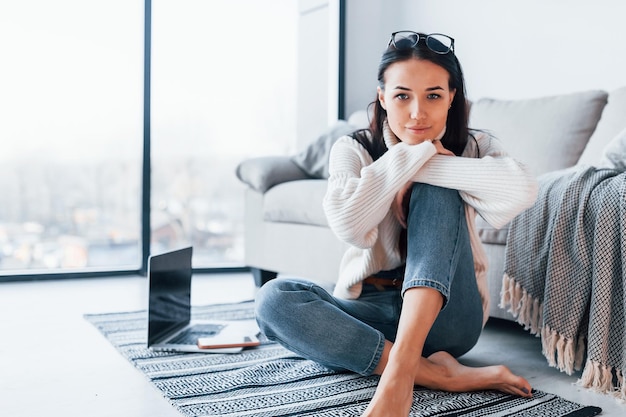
[197,334,261,349]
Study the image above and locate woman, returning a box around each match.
[255,31,538,416]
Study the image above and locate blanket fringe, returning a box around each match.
[501,274,583,375]
[500,274,541,335]
[502,274,626,402]
[578,359,626,402]
[540,326,579,375]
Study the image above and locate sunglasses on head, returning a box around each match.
[388,31,455,54]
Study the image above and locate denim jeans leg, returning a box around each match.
[255,278,401,375]
[403,183,483,357]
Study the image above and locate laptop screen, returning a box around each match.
[147,246,193,345]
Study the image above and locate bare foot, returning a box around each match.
[362,361,415,417]
[425,351,532,397]
[362,350,532,416]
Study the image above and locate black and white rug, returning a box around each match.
[85,301,602,417]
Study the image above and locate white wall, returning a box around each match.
[344,0,626,115]
[297,0,343,150]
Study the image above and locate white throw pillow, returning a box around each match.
[470,90,608,176]
[578,86,626,167]
[599,127,626,171]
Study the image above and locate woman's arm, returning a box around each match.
[411,133,538,228]
[323,136,437,248]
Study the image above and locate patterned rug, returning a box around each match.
[85,301,602,417]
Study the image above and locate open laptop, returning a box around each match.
[147,246,260,353]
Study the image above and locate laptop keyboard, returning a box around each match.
[169,323,226,345]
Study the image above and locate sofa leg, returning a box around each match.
[250,268,278,287]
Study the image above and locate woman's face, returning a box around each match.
[377,58,456,145]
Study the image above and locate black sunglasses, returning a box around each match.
[388,31,455,54]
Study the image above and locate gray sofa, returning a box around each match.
[237,87,626,320]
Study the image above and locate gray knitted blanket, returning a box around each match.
[502,165,626,401]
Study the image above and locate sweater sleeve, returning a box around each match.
[323,135,437,248]
[412,132,538,229]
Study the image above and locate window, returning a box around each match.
[0,0,297,278]
[151,0,297,268]
[0,0,144,275]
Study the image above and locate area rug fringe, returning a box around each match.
[501,274,626,402]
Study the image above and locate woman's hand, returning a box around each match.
[433,139,454,156]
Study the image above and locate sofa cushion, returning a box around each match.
[599,127,626,170]
[578,86,626,167]
[291,120,357,179]
[476,216,510,245]
[263,179,329,226]
[236,156,310,193]
[469,90,608,176]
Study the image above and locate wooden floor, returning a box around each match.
[0,273,623,416]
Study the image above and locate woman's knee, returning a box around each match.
[254,278,313,333]
[409,183,462,212]
[410,182,458,196]
[255,279,290,320]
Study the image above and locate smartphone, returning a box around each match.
[197,334,261,349]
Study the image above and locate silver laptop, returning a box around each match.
[146,246,260,354]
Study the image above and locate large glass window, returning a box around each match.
[151,0,297,267]
[0,0,297,277]
[0,1,144,275]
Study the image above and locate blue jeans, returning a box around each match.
[255,184,484,375]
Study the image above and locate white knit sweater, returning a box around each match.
[323,125,538,324]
